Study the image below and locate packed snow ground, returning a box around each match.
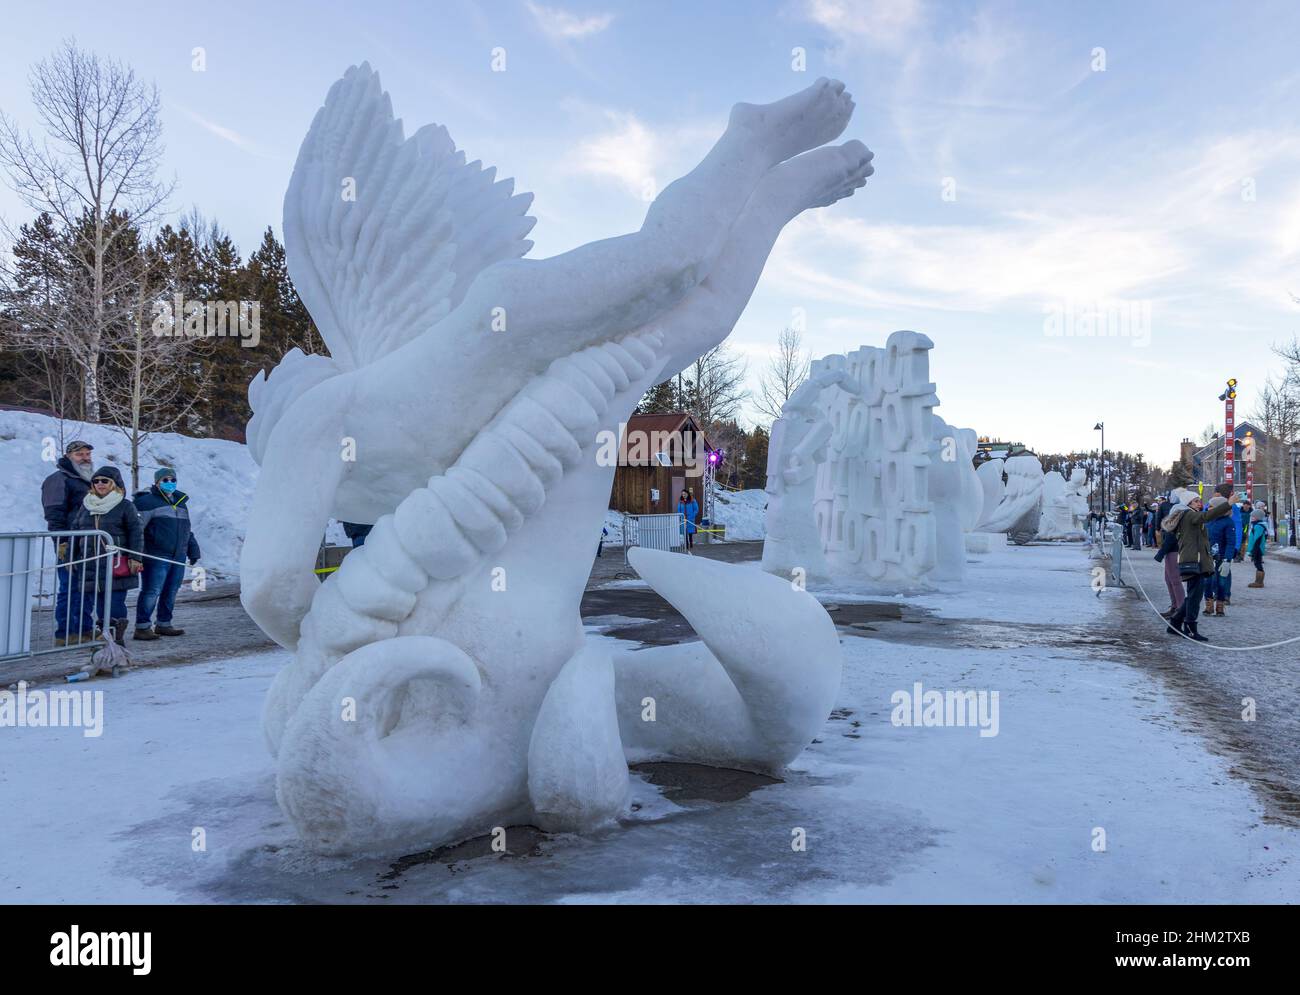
[3,544,1295,903]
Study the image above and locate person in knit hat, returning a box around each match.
[1153,491,1187,622]
[1203,483,1240,616]
[132,466,202,639]
[1161,487,1240,641]
[1246,507,1267,588]
[67,465,143,646]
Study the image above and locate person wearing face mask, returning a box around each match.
[131,466,202,640]
[68,465,143,646]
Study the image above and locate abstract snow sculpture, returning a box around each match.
[1065,468,1092,531]
[1037,466,1091,539]
[803,332,940,586]
[975,458,1005,531]
[241,64,871,853]
[1036,470,1076,539]
[928,415,979,581]
[977,454,1045,541]
[954,428,985,532]
[760,368,858,581]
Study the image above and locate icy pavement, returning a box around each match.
[2,545,1297,903]
[1107,542,1300,826]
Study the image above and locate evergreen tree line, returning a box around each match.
[0,208,319,442]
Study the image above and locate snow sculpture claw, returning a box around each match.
[244,63,867,854]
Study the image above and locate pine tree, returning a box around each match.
[741,425,769,490]
[636,379,679,414]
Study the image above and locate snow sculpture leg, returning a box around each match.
[616,548,841,772]
[527,642,629,832]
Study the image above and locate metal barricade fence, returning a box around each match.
[1107,522,1128,588]
[622,513,687,562]
[1,529,114,664]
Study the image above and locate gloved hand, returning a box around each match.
[188,558,198,567]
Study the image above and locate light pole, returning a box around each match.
[1284,447,1294,546]
[1094,422,1106,522]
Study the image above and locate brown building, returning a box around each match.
[608,412,712,515]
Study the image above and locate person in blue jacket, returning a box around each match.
[678,489,700,551]
[1246,508,1267,588]
[132,467,202,639]
[1203,483,1240,616]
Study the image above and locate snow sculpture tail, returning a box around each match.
[276,636,485,853]
[618,547,842,772]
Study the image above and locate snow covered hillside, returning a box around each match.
[2,410,772,575]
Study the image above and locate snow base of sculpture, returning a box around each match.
[964,532,1007,554]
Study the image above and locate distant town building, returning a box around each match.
[974,438,1032,463]
[1190,420,1276,504]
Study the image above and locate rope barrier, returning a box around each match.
[1114,540,1300,651]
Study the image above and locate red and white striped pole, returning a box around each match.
[1222,378,1237,489]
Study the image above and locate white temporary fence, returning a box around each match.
[0,529,115,663]
[622,512,687,562]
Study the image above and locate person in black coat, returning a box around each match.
[132,467,203,639]
[40,439,96,642]
[68,465,143,646]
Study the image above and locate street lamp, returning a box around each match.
[1094,422,1106,521]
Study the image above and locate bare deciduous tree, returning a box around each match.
[682,343,748,428]
[0,39,172,420]
[97,235,202,490]
[755,326,810,422]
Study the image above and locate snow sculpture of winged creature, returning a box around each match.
[242,64,874,853]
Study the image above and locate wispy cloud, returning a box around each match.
[803,0,924,52]
[570,108,717,201]
[173,104,274,158]
[525,1,614,40]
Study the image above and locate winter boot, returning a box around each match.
[154,624,185,636]
[1249,571,1264,588]
[133,626,160,641]
[112,618,128,646]
[1186,620,1209,642]
[1215,600,1226,616]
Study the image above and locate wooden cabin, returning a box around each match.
[608,413,712,515]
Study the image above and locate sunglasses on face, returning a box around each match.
[92,478,113,485]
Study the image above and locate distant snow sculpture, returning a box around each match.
[761,332,951,587]
[760,368,857,580]
[929,416,983,580]
[241,64,871,853]
[976,454,1045,542]
[1036,466,1091,540]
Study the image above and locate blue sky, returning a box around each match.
[2,0,1298,463]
